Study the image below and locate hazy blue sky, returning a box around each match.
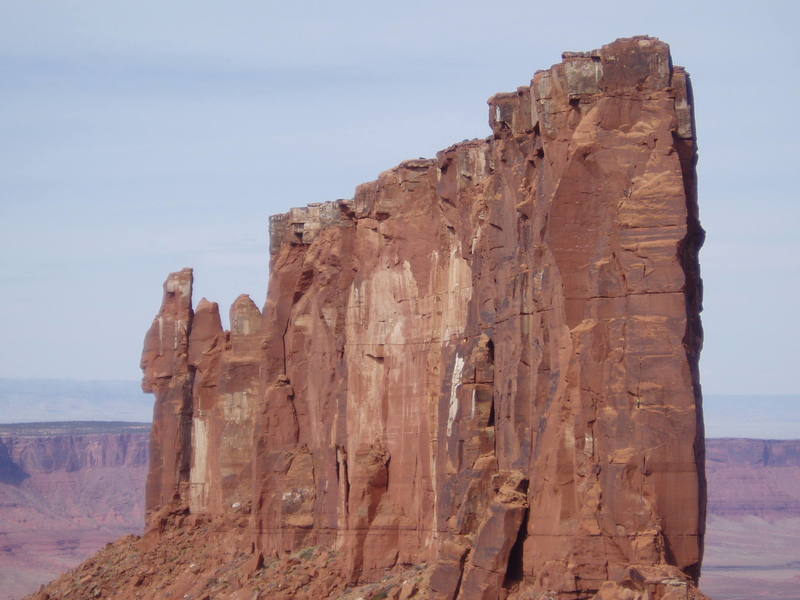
[1,1,798,398]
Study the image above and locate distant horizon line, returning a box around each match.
[0,419,797,443]
[1,377,798,397]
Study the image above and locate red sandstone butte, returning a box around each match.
[31,36,707,600]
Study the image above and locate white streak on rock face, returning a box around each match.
[584,434,594,457]
[471,388,477,419]
[173,320,181,350]
[440,247,472,342]
[166,276,191,298]
[223,391,250,423]
[190,416,209,511]
[157,316,164,355]
[447,354,464,436]
[344,258,420,445]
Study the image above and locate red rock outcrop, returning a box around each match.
[34,36,707,600]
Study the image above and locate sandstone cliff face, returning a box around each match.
[81,36,706,600]
[0,423,148,600]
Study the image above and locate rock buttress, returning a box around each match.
[136,36,706,600]
[140,267,194,518]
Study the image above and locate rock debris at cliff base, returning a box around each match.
[31,36,708,600]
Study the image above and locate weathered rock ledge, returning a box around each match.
[31,36,707,600]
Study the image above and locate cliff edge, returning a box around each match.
[32,36,707,600]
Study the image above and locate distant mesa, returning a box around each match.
[0,421,149,600]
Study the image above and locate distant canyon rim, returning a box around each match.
[2,427,798,599]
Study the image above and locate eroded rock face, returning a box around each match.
[137,36,705,600]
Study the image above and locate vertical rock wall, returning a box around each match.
[141,36,705,600]
[141,268,194,513]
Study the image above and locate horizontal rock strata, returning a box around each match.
[0,424,148,600]
[706,438,800,517]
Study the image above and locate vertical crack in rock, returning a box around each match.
[672,64,707,584]
[503,507,529,588]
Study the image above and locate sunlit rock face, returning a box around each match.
[137,36,706,600]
